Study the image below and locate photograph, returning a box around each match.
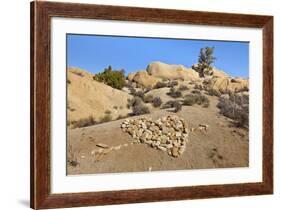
[66,34,250,175]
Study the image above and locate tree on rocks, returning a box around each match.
[193,47,216,78]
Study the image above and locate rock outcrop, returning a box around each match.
[211,68,230,78]
[67,67,132,124]
[131,70,160,88]
[210,77,249,93]
[127,72,136,81]
[146,61,199,81]
[121,115,189,158]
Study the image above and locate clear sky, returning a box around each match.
[67,34,249,78]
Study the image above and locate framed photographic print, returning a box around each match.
[30,1,273,209]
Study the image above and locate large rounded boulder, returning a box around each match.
[211,77,249,93]
[132,71,160,88]
[146,61,199,81]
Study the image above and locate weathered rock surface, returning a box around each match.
[131,70,160,88]
[67,67,132,124]
[210,77,249,93]
[121,115,190,158]
[147,61,199,81]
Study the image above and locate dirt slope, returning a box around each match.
[67,67,132,124]
[67,94,248,175]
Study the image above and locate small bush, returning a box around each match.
[134,90,145,99]
[174,101,182,112]
[152,97,162,107]
[105,110,111,114]
[182,95,197,106]
[128,96,150,116]
[100,114,112,123]
[154,81,168,89]
[94,65,126,90]
[178,85,189,91]
[113,106,118,110]
[132,104,150,116]
[191,89,201,95]
[167,87,182,98]
[128,86,137,95]
[217,93,249,128]
[183,94,210,107]
[67,79,71,84]
[143,94,154,103]
[127,97,142,108]
[162,100,182,112]
[168,80,179,88]
[71,116,96,128]
[194,84,204,90]
[208,89,221,96]
[203,79,213,86]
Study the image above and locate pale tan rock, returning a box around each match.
[146,61,199,81]
[127,72,136,81]
[132,70,160,88]
[67,67,132,124]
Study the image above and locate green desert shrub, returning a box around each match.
[133,90,145,100]
[178,85,189,91]
[217,93,249,127]
[162,100,182,112]
[152,97,162,107]
[143,94,154,103]
[167,87,182,98]
[191,89,201,95]
[99,114,112,123]
[208,89,221,96]
[154,81,168,89]
[71,116,96,128]
[104,110,111,114]
[183,94,210,107]
[93,65,126,90]
[127,97,142,108]
[132,104,150,116]
[194,84,204,90]
[127,97,150,116]
[168,80,179,88]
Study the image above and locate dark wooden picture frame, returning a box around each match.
[31,1,273,209]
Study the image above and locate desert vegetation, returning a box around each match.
[94,65,126,90]
[167,87,182,98]
[183,94,210,108]
[67,45,249,175]
[217,92,249,128]
[162,100,182,112]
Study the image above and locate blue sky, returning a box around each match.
[67,34,249,78]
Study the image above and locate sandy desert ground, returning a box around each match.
[67,65,249,175]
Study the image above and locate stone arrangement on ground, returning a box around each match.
[121,115,190,158]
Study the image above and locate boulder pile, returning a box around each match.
[121,115,190,158]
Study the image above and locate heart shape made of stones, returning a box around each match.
[121,115,189,158]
